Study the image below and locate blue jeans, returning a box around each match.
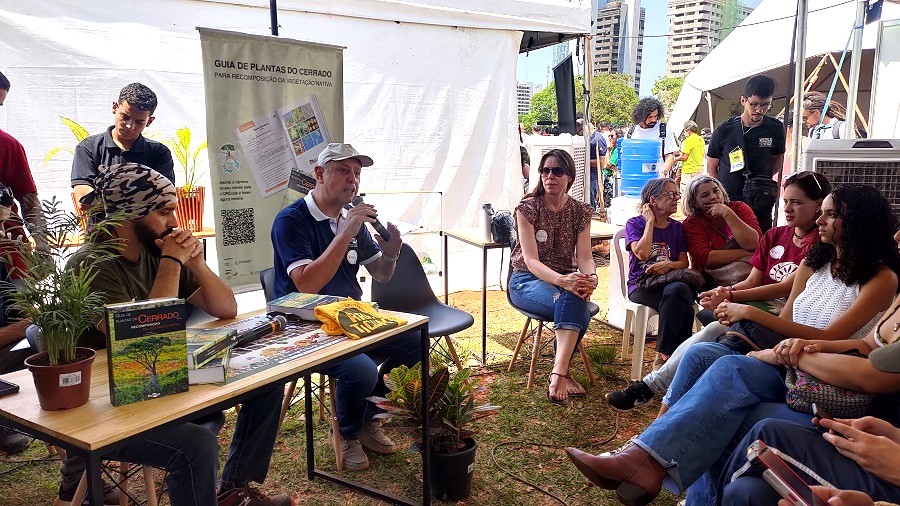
[61,387,284,505]
[508,270,591,340]
[590,169,599,210]
[327,330,421,439]
[643,322,727,397]
[719,419,900,506]
[632,351,810,501]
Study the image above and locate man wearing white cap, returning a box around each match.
[271,143,419,470]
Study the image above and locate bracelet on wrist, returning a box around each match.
[160,254,184,267]
[385,251,401,262]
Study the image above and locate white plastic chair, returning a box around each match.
[612,228,659,380]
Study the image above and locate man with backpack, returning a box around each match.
[626,98,679,178]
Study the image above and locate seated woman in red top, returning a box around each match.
[683,176,762,285]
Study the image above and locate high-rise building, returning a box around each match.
[516,81,534,115]
[591,0,644,93]
[666,0,752,77]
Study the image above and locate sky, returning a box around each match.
[517,0,762,97]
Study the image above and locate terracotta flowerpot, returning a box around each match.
[175,186,205,232]
[25,348,96,410]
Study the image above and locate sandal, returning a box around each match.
[565,373,587,398]
[547,372,568,405]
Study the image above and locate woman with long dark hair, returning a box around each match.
[508,149,597,405]
[567,184,900,506]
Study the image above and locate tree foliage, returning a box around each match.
[652,76,686,116]
[590,74,639,127]
[118,336,173,389]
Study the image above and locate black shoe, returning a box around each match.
[605,381,654,412]
[0,426,30,454]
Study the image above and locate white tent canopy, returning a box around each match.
[670,0,900,130]
[0,0,589,293]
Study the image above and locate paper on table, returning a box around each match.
[10,338,29,351]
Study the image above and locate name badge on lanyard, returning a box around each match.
[729,147,745,173]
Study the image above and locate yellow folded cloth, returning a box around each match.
[314,300,408,340]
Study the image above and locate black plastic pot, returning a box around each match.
[430,437,477,501]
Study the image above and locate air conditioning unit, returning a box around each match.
[803,139,900,214]
[524,134,589,204]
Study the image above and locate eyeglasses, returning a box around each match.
[744,99,772,111]
[785,171,824,192]
[539,166,567,177]
[658,191,682,200]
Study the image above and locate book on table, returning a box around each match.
[104,298,188,406]
[266,292,345,321]
[186,327,238,368]
[188,347,230,385]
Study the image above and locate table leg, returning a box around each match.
[420,324,431,506]
[443,233,449,305]
[87,451,105,505]
[304,375,315,480]
[481,247,488,364]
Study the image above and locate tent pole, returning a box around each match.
[790,0,809,174]
[844,0,867,139]
[584,35,595,210]
[270,0,279,36]
[706,91,714,131]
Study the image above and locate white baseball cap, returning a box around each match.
[316,143,374,168]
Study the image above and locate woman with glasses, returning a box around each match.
[606,171,832,414]
[624,178,697,365]
[508,149,597,405]
[568,184,900,506]
[802,91,859,140]
[683,175,762,286]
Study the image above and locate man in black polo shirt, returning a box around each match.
[70,83,175,207]
[707,75,785,231]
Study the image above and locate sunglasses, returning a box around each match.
[786,171,824,192]
[538,166,567,177]
[0,188,12,208]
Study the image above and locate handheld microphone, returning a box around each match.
[350,196,391,241]
[235,315,287,347]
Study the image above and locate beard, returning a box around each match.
[134,219,173,257]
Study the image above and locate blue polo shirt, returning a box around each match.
[271,190,382,300]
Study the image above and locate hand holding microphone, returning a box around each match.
[350,196,391,241]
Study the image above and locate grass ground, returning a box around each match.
[0,262,683,505]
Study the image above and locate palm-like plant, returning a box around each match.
[0,199,120,365]
[368,363,500,454]
[164,126,207,191]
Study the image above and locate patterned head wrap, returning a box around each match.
[82,163,177,219]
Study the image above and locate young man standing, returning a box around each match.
[270,143,420,471]
[707,75,785,231]
[71,83,175,206]
[627,98,679,177]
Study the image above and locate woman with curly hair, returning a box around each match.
[508,149,597,405]
[566,184,900,506]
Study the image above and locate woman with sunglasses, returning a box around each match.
[683,175,762,286]
[624,178,696,365]
[567,185,900,506]
[508,149,597,405]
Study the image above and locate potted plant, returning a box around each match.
[165,126,208,232]
[1,198,118,410]
[367,363,500,500]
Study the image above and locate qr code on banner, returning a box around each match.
[221,208,255,246]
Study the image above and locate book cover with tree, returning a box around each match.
[105,298,189,406]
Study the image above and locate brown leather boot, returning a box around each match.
[565,443,666,506]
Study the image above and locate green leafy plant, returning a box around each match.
[42,117,91,166]
[367,363,500,454]
[0,199,120,365]
[164,126,207,191]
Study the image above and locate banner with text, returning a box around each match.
[199,28,344,292]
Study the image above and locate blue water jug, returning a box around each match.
[619,139,661,197]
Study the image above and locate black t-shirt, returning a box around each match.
[71,126,175,187]
[707,116,785,200]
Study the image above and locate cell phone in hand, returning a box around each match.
[747,440,828,506]
[812,403,848,438]
[0,379,19,398]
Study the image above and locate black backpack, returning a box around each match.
[491,211,516,246]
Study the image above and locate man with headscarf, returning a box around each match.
[58,163,292,506]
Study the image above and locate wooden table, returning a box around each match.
[0,310,431,505]
[443,221,620,364]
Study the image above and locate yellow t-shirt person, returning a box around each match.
[680,132,706,175]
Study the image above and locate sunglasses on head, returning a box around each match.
[538,166,567,177]
[0,187,12,208]
[786,171,824,192]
